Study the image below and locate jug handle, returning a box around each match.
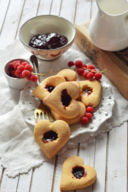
[124,15,128,25]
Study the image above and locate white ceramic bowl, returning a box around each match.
[4,59,29,90]
[19,15,76,60]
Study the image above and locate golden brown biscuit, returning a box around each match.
[79,80,102,107]
[43,81,81,119]
[57,69,77,81]
[60,156,96,191]
[32,75,65,101]
[51,102,85,125]
[34,120,70,159]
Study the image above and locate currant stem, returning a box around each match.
[32,72,46,76]
[83,67,104,73]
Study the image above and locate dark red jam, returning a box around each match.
[29,33,68,49]
[45,85,55,92]
[84,87,92,96]
[43,130,58,143]
[72,166,86,179]
[61,89,71,107]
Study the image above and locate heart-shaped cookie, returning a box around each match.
[32,75,65,101]
[34,120,70,159]
[60,156,96,191]
[51,101,85,125]
[79,80,101,107]
[43,81,81,119]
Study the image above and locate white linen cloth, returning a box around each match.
[0,40,128,177]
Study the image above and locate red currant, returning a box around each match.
[9,63,15,69]
[85,112,93,119]
[17,65,24,72]
[75,60,83,68]
[86,106,94,113]
[76,68,84,75]
[22,70,31,78]
[87,65,95,69]
[68,61,74,67]
[15,63,21,69]
[9,60,21,69]
[30,74,38,82]
[22,61,28,67]
[92,69,97,74]
[82,64,87,69]
[95,72,102,80]
[27,74,32,80]
[15,70,22,78]
[24,64,33,72]
[87,72,94,79]
[83,71,88,79]
[81,116,89,125]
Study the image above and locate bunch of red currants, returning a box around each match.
[68,60,102,80]
[8,59,38,82]
[68,60,102,125]
[81,105,94,125]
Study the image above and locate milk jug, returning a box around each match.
[89,0,128,51]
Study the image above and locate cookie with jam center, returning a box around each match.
[60,156,96,191]
[34,120,70,159]
[43,81,81,119]
[79,80,102,107]
[32,75,65,101]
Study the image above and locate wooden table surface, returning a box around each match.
[0,0,127,192]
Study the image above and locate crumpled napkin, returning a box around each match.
[0,103,44,177]
[0,40,128,177]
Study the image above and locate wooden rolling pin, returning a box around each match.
[75,22,128,100]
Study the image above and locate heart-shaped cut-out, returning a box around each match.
[43,82,81,119]
[79,80,101,107]
[34,120,70,159]
[60,156,96,191]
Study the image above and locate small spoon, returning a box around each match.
[30,55,40,84]
[30,55,51,111]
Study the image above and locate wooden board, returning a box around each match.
[75,22,128,100]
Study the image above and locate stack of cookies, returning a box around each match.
[32,69,102,125]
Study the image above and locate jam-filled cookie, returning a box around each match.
[60,156,96,191]
[57,69,77,81]
[34,120,70,159]
[43,81,81,119]
[79,80,102,107]
[51,102,85,125]
[32,75,65,101]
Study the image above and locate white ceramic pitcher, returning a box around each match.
[89,0,128,51]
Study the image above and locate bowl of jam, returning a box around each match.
[19,15,76,60]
